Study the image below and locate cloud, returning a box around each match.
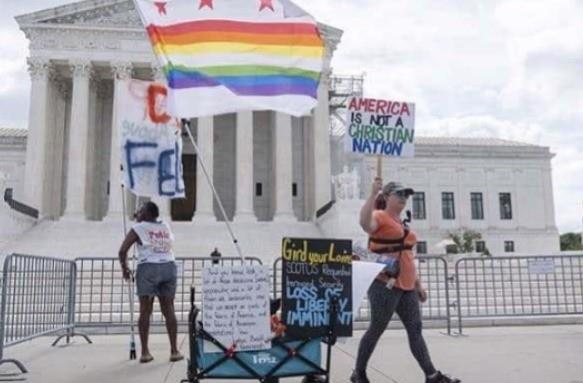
[0,50,29,128]
[297,0,583,232]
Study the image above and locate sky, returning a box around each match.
[0,0,581,233]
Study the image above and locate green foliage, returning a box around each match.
[446,230,489,255]
[560,232,583,251]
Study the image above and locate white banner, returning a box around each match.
[352,261,386,319]
[202,265,272,352]
[344,97,416,158]
[116,79,185,198]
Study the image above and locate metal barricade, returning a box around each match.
[0,254,90,373]
[455,255,583,334]
[272,256,452,334]
[74,257,263,329]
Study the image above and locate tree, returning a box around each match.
[446,230,488,254]
[560,232,583,251]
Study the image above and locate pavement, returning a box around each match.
[1,325,582,383]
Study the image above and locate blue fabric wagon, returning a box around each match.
[181,288,338,383]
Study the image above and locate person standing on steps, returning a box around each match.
[119,201,184,364]
[350,178,461,383]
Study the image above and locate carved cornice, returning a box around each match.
[111,61,133,80]
[49,2,142,27]
[318,23,343,61]
[70,60,94,79]
[22,26,140,52]
[26,57,52,80]
[18,1,141,28]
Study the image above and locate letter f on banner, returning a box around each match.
[124,140,157,189]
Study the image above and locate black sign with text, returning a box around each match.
[281,238,353,339]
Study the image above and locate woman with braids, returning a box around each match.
[350,178,460,383]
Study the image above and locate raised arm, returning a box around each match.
[360,177,383,234]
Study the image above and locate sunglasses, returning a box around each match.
[389,190,410,199]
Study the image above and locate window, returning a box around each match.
[441,192,455,220]
[504,241,515,253]
[416,241,428,254]
[499,193,513,220]
[292,183,298,197]
[475,241,486,253]
[412,192,426,220]
[471,192,484,220]
[255,183,263,197]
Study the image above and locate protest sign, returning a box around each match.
[344,97,415,157]
[528,259,555,274]
[202,265,272,352]
[281,238,353,339]
[115,79,185,198]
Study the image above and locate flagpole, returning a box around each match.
[181,119,245,261]
[120,177,137,360]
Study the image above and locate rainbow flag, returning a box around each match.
[134,0,325,118]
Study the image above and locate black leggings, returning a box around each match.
[355,280,437,376]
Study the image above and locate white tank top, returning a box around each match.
[132,221,175,264]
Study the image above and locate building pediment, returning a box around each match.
[16,0,142,29]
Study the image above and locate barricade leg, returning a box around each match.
[51,332,93,347]
[0,358,28,374]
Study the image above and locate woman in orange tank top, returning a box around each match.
[350,178,460,383]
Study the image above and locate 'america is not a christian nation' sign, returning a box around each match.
[344,97,415,158]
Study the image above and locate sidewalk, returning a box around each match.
[1,325,582,383]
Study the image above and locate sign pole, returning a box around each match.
[376,156,382,179]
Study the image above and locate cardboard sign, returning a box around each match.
[344,97,415,157]
[281,238,353,339]
[202,265,271,352]
[528,259,555,274]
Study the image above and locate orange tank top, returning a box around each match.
[369,210,417,291]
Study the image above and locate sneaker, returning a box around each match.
[350,370,370,383]
[426,371,461,383]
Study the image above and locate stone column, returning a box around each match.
[512,168,522,229]
[542,166,557,231]
[457,168,468,228]
[427,166,440,230]
[47,76,69,219]
[273,112,297,222]
[149,63,173,221]
[311,68,332,218]
[485,168,498,229]
[23,57,52,213]
[63,60,93,219]
[234,111,257,222]
[105,62,133,220]
[194,117,216,222]
[95,80,114,220]
[85,75,100,220]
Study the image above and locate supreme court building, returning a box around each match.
[0,0,560,258]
